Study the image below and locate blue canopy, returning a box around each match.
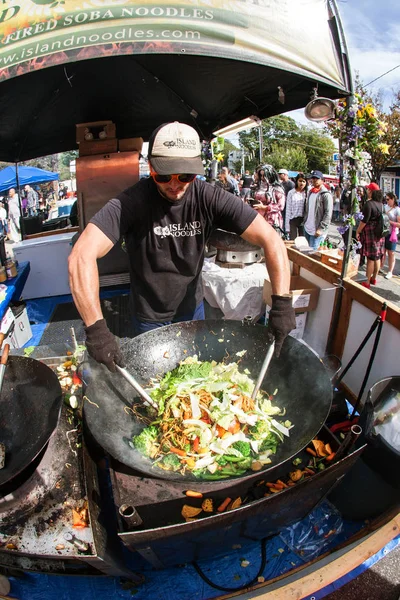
[0,165,58,193]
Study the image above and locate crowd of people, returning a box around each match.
[215,165,400,283]
[0,184,77,242]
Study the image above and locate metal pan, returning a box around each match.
[0,356,63,488]
[83,320,332,482]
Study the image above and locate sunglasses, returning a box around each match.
[150,171,197,184]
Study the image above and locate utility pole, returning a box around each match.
[258,124,263,164]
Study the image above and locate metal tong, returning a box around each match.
[115,365,158,411]
[0,334,10,395]
[0,334,10,470]
[251,340,275,400]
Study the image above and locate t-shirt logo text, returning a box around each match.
[154,221,201,238]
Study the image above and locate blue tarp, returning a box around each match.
[0,165,58,193]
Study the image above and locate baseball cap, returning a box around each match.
[278,169,288,175]
[148,121,204,175]
[365,182,380,191]
[310,170,323,179]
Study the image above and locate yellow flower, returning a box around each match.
[378,143,390,154]
[365,104,376,118]
[215,152,225,162]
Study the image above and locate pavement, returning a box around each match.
[326,221,400,309]
[325,543,400,600]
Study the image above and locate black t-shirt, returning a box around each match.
[91,178,257,321]
[282,180,295,196]
[241,175,254,188]
[361,200,382,224]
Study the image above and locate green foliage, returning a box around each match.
[263,143,307,173]
[298,126,336,172]
[238,116,336,173]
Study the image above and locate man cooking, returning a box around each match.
[68,122,295,371]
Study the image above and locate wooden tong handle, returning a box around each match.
[0,332,4,348]
[1,343,10,365]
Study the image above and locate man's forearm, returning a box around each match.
[68,251,103,327]
[263,236,291,295]
[241,215,291,296]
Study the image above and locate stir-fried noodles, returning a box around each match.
[131,356,292,479]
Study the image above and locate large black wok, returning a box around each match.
[0,356,63,488]
[83,320,332,482]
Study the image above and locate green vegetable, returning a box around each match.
[232,441,251,457]
[260,433,279,453]
[293,457,302,466]
[132,426,158,457]
[216,456,228,466]
[250,420,270,440]
[24,346,35,357]
[237,457,252,470]
[161,453,181,471]
[224,455,244,463]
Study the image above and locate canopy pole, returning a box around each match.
[14,162,25,240]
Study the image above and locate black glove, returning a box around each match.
[85,318,125,372]
[267,295,296,358]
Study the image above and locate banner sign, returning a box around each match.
[0,0,347,89]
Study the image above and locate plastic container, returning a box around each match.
[0,266,6,282]
[5,259,17,279]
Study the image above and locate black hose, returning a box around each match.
[192,536,268,592]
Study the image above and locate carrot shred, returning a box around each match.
[276,479,288,489]
[325,452,336,461]
[306,447,317,457]
[170,446,186,457]
[217,497,232,512]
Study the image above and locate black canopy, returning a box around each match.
[0,0,351,162]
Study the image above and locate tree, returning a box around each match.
[297,126,336,173]
[367,91,400,181]
[263,143,308,172]
[59,150,78,180]
[238,115,335,173]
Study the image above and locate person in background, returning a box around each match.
[333,186,342,221]
[278,169,295,233]
[278,169,295,196]
[69,122,295,371]
[303,170,333,249]
[340,182,352,216]
[382,192,400,279]
[0,202,8,237]
[252,164,285,231]
[240,170,254,202]
[7,188,21,242]
[285,172,307,239]
[216,168,239,196]
[356,184,385,289]
[25,184,39,217]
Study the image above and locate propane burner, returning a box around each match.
[209,229,263,268]
[216,248,262,267]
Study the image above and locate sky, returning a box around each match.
[286,0,400,125]
[229,0,400,145]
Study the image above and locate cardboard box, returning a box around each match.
[263,275,320,313]
[0,304,32,349]
[78,138,118,157]
[76,120,116,143]
[119,137,143,153]
[265,305,307,339]
[318,249,359,277]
